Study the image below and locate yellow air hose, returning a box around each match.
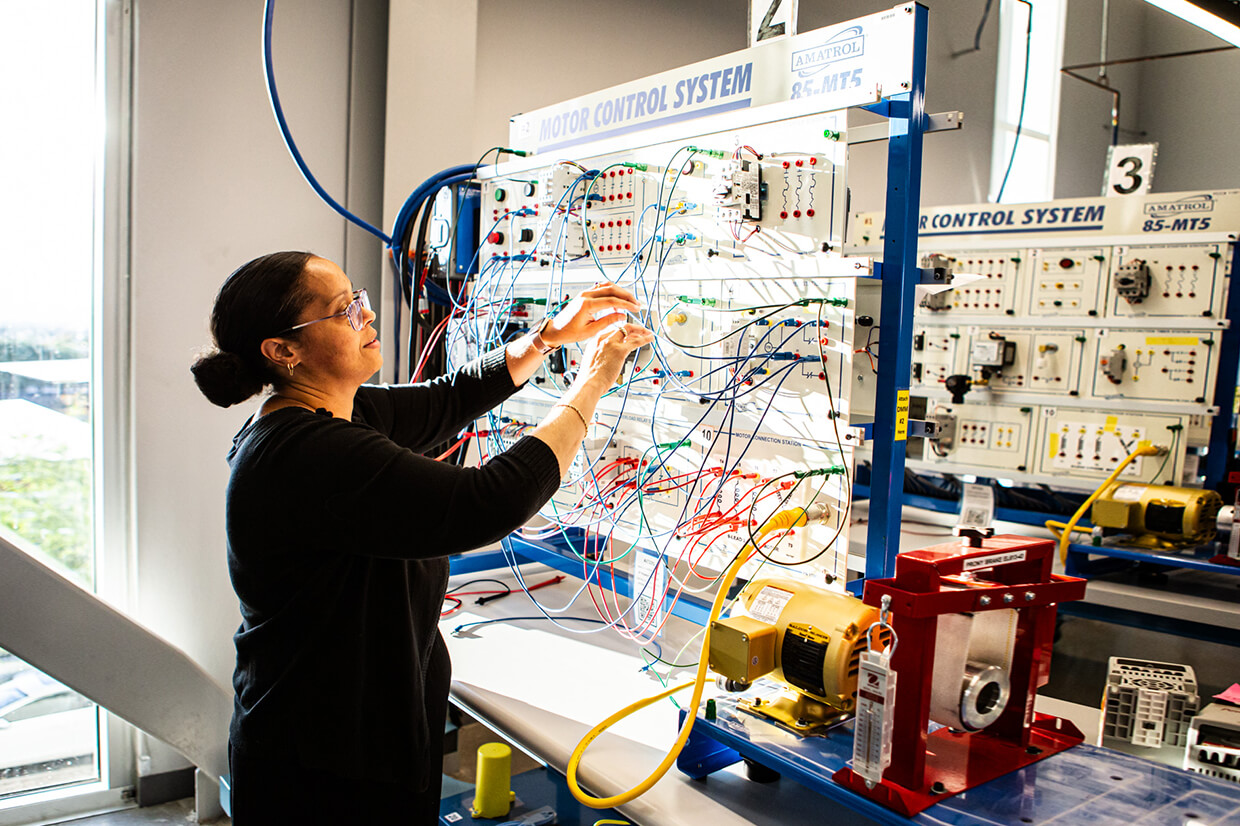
[566,505,816,809]
[1046,441,1161,564]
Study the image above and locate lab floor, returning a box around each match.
[60,799,227,825]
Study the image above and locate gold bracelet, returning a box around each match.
[553,402,590,431]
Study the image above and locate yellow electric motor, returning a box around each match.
[1090,482,1223,549]
[708,576,885,734]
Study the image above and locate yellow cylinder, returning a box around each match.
[470,742,516,819]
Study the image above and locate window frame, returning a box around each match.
[990,0,1068,204]
[95,0,138,804]
[0,0,137,819]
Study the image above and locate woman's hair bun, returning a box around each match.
[191,350,267,408]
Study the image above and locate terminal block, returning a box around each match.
[919,290,951,312]
[1100,346,1127,385]
[916,254,955,312]
[1114,259,1152,304]
[929,410,957,450]
[715,156,762,221]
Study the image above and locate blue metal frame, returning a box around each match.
[1064,540,1240,578]
[1205,238,1240,487]
[862,4,927,581]
[449,533,717,627]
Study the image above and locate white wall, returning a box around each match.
[381,0,747,260]
[384,0,1000,243]
[799,0,1002,213]
[1057,0,1240,197]
[1057,0,1150,198]
[1135,3,1240,192]
[128,0,386,772]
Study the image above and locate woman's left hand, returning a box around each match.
[541,283,642,347]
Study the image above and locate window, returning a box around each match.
[0,0,126,812]
[3,691,94,725]
[990,0,1067,203]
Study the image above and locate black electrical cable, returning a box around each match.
[952,0,997,57]
[445,578,512,596]
[404,147,515,383]
[392,193,432,380]
[408,200,439,383]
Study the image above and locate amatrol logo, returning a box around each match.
[1145,194,1215,217]
[792,26,864,77]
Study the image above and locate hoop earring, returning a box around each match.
[287,363,295,375]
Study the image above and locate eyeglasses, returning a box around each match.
[276,289,371,335]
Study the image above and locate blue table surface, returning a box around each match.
[693,693,1240,826]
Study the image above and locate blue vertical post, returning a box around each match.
[864,3,928,581]
[1205,239,1240,488]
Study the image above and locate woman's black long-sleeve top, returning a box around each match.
[223,349,560,789]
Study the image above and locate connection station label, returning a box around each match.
[509,4,916,154]
[852,190,1240,245]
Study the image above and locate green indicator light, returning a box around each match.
[823,129,842,141]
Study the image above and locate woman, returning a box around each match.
[191,251,652,824]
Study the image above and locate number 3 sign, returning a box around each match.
[1104,143,1157,197]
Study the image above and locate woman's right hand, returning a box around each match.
[579,322,655,386]
[531,321,655,477]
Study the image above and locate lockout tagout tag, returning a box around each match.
[852,648,896,785]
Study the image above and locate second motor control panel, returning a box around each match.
[853,192,1237,490]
